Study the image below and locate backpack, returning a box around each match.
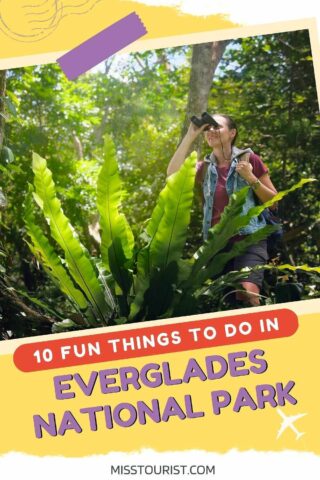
[260,207,283,256]
[239,152,283,255]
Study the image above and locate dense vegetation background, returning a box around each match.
[0,29,319,338]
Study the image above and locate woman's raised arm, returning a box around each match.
[167,122,207,177]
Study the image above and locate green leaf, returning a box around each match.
[97,135,134,298]
[14,288,66,322]
[149,152,197,270]
[196,225,277,285]
[130,153,197,320]
[129,247,150,320]
[4,96,17,117]
[31,152,115,325]
[187,178,316,288]
[144,261,179,320]
[173,178,315,315]
[270,264,320,274]
[200,269,255,298]
[189,186,250,280]
[1,146,14,164]
[24,190,90,323]
[245,178,316,219]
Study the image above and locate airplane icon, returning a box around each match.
[276,408,307,440]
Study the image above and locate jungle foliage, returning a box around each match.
[0,29,319,337]
[24,136,316,330]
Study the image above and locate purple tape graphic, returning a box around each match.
[57,12,147,80]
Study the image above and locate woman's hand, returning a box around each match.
[235,152,278,204]
[185,121,209,142]
[235,159,255,183]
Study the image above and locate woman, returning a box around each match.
[167,113,278,306]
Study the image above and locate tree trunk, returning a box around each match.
[73,132,83,159]
[0,70,7,210]
[180,41,230,158]
[0,69,6,150]
[94,58,115,145]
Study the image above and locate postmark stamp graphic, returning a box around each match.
[0,0,103,42]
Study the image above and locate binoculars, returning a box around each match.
[190,112,221,130]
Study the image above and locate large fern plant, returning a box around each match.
[24,136,317,328]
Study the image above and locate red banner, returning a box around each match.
[13,308,298,372]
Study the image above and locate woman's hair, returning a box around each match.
[215,113,238,145]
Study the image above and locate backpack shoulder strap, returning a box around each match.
[199,157,210,184]
[238,151,251,163]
